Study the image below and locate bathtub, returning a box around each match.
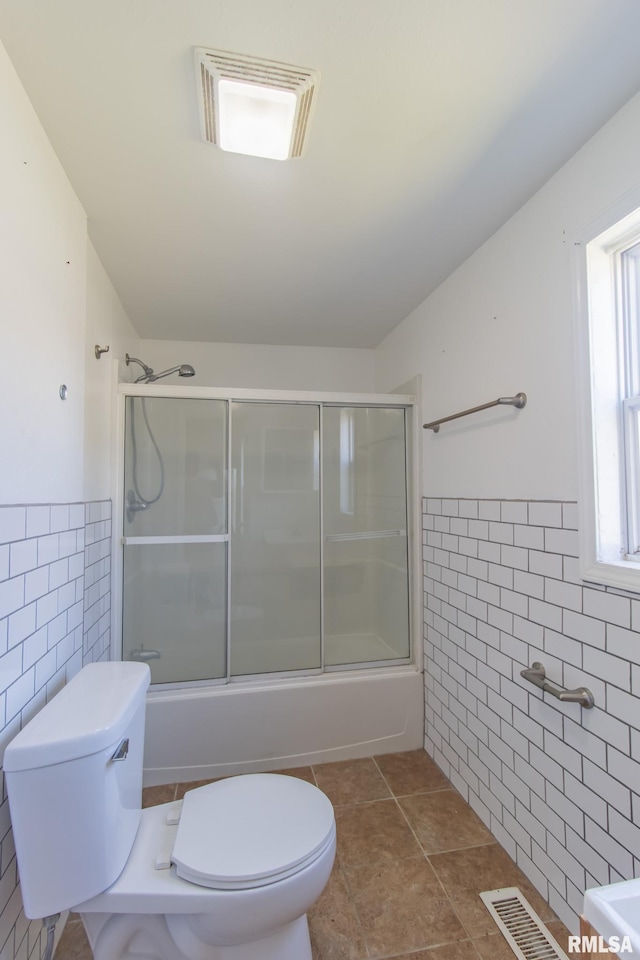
[142,666,423,786]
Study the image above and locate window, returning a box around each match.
[576,199,640,591]
[621,241,640,557]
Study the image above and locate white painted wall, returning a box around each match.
[140,339,375,393]
[0,38,137,960]
[0,39,139,506]
[374,88,640,501]
[0,39,87,504]
[373,76,640,935]
[84,241,140,501]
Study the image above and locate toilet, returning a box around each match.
[4,662,336,960]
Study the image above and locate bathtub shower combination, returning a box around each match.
[116,384,423,783]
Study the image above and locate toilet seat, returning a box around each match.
[171,774,335,890]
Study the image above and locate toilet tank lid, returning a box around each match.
[4,662,150,772]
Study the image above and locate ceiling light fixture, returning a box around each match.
[195,48,319,161]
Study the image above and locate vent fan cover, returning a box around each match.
[195,48,319,158]
[480,888,570,960]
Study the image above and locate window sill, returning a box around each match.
[581,558,640,595]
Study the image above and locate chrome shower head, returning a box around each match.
[147,363,196,382]
[125,354,196,383]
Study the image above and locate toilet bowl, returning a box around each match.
[78,774,336,960]
[4,663,336,960]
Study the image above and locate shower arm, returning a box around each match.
[125,354,154,382]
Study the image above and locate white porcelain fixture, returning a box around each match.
[4,662,336,960]
[144,667,423,784]
[583,879,640,954]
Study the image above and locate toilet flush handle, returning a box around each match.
[111,738,129,762]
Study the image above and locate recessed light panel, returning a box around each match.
[196,48,319,160]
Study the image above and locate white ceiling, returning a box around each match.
[3,1,640,348]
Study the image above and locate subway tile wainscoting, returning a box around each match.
[423,497,640,931]
[0,501,112,960]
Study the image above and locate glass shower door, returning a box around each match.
[122,397,228,683]
[322,406,410,667]
[229,402,321,676]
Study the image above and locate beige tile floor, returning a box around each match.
[56,751,573,960]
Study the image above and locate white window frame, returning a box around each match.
[574,191,640,592]
[623,395,640,556]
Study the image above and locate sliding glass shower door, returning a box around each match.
[121,395,411,684]
[122,397,228,683]
[322,407,410,666]
[229,403,321,676]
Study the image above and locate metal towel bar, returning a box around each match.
[520,662,595,709]
[423,392,526,432]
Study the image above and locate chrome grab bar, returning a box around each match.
[423,392,526,432]
[520,662,595,709]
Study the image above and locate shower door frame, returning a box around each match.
[112,382,421,689]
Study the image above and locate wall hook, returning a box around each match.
[94,345,110,359]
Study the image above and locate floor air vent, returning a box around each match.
[480,888,569,960]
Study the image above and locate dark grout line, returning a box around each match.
[392,786,455,799]
[371,755,477,951]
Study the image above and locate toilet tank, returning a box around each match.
[4,661,150,919]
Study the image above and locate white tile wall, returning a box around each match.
[423,497,640,932]
[0,501,111,960]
